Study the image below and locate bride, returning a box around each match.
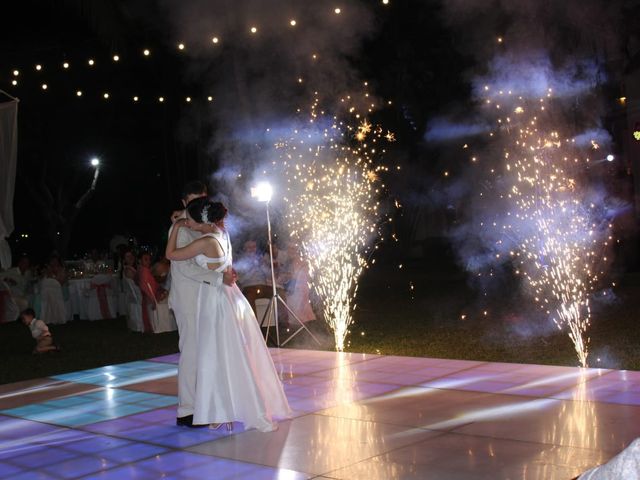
[166,198,291,432]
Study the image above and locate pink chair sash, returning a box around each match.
[140,296,153,333]
[90,282,112,319]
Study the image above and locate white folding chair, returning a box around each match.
[146,282,177,333]
[124,278,145,332]
[0,280,19,323]
[83,274,117,320]
[39,278,68,325]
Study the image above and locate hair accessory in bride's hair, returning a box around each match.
[201,204,210,224]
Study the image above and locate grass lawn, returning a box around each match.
[2,252,639,386]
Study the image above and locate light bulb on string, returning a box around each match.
[76,90,82,97]
[11,80,17,86]
[212,36,219,44]
[41,83,47,90]
[12,70,19,76]
[112,55,120,62]
[35,64,42,71]
[63,62,69,69]
[178,43,185,50]
[250,26,258,34]
[207,96,213,102]
[103,93,109,99]
[133,96,139,102]
[158,96,164,103]
[290,19,297,26]
[88,59,95,66]
[143,49,150,56]
[186,97,191,103]
[334,7,341,14]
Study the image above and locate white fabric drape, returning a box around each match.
[0,98,18,270]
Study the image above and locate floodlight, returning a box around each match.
[251,182,273,202]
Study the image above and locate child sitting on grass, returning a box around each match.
[20,308,59,354]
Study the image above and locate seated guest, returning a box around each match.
[20,308,59,354]
[264,242,290,289]
[1,255,32,311]
[137,251,168,306]
[120,248,137,281]
[0,279,20,323]
[236,239,269,316]
[283,243,316,323]
[152,257,171,290]
[46,254,67,286]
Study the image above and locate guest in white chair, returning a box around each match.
[137,252,168,304]
[283,243,316,324]
[2,255,32,311]
[236,239,269,317]
[137,251,168,332]
[120,248,137,281]
[0,279,20,323]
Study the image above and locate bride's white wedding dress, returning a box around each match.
[191,230,292,431]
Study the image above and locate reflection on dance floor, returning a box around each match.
[1,348,639,479]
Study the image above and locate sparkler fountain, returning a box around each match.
[272,93,394,351]
[484,89,613,367]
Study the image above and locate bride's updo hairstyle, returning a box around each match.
[187,197,227,224]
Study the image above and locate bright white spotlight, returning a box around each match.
[606,154,614,162]
[90,158,100,167]
[251,182,273,202]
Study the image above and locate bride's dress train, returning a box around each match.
[192,232,291,431]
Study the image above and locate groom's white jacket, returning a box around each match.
[168,220,223,314]
[168,217,223,417]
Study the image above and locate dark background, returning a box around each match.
[1,0,638,270]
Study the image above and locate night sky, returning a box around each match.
[1,0,638,267]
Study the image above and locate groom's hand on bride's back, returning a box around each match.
[170,210,184,223]
[222,269,236,286]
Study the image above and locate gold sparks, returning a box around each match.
[273,92,394,351]
[486,89,612,367]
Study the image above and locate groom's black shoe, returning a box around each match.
[176,415,206,428]
[176,415,194,426]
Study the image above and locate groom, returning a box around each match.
[169,180,235,427]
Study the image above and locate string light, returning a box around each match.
[250,26,258,34]
[103,92,109,99]
[382,0,389,4]
[63,62,69,69]
[290,19,297,26]
[76,90,82,96]
[88,59,95,66]
[178,43,185,50]
[143,49,150,56]
[334,7,342,14]
[133,96,139,102]
[211,36,219,44]
[207,96,213,101]
[112,55,120,62]
[11,80,17,86]
[41,83,47,90]
[35,64,42,71]
[185,96,191,102]
[158,96,164,102]
[12,70,19,76]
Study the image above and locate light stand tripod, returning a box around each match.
[257,198,321,348]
